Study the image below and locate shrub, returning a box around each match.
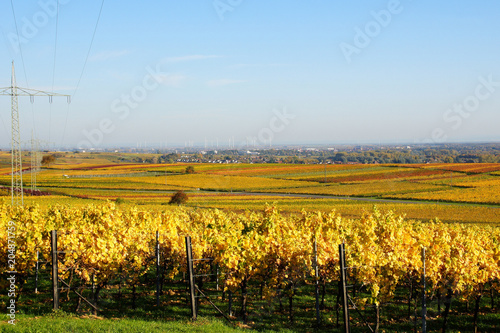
[41,154,56,166]
[115,197,127,204]
[169,191,188,205]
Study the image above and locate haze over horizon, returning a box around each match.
[1,1,499,149]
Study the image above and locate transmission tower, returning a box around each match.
[28,134,52,193]
[30,131,42,193]
[0,61,70,206]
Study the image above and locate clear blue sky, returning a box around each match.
[1,0,499,149]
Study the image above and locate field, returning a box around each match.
[1,202,499,332]
[1,152,499,224]
[1,151,499,332]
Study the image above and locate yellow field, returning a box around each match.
[0,168,11,176]
[204,163,371,177]
[453,176,500,188]
[261,181,446,197]
[138,173,314,191]
[388,185,500,205]
[420,163,500,173]
[0,153,499,224]
[44,168,147,176]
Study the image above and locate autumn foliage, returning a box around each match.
[169,190,188,205]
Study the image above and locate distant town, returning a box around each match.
[35,142,500,165]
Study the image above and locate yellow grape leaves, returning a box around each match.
[0,202,498,303]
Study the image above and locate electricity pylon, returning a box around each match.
[30,131,41,193]
[28,134,52,193]
[0,61,70,206]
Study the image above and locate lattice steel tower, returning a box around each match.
[0,61,70,206]
[30,130,42,193]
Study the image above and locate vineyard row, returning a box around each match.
[1,203,499,328]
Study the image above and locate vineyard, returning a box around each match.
[1,202,499,331]
[1,153,500,330]
[1,157,499,224]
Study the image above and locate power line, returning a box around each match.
[9,0,29,88]
[51,1,59,93]
[72,0,105,98]
[0,112,8,139]
[59,102,71,148]
[0,62,71,206]
[48,0,60,144]
[10,0,38,145]
[61,0,105,148]
[31,102,36,137]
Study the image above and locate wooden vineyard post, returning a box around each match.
[339,243,350,333]
[92,273,95,297]
[336,279,341,328]
[228,290,233,317]
[51,230,59,310]
[185,236,197,320]
[50,230,99,314]
[35,250,39,294]
[156,231,160,307]
[216,265,220,291]
[314,239,320,325]
[422,247,427,333]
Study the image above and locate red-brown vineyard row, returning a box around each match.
[1,203,499,327]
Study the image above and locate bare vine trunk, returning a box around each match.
[473,295,481,333]
[442,289,452,333]
[375,303,380,333]
[240,277,248,323]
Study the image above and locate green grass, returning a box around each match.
[1,312,248,332]
[2,267,499,333]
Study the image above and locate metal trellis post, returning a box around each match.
[185,236,197,320]
[51,230,59,310]
[422,247,427,333]
[156,231,160,307]
[339,243,350,333]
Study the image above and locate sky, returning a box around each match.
[0,0,499,149]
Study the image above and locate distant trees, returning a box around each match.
[41,154,56,166]
[185,166,195,174]
[159,153,180,164]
